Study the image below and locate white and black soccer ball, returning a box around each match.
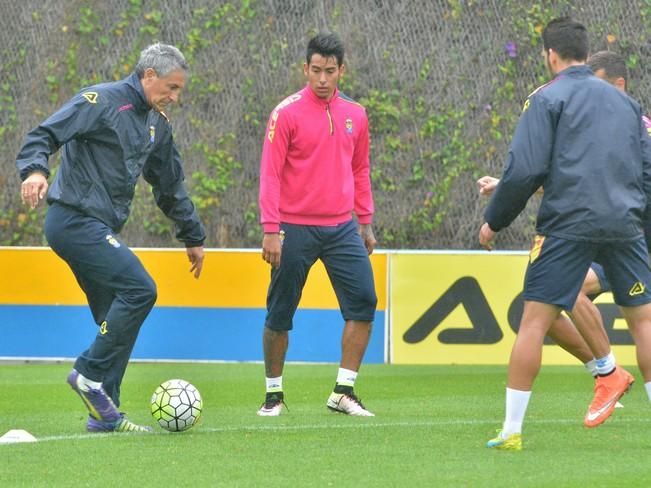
[150,379,203,432]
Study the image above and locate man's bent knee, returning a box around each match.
[348,289,377,321]
[124,275,157,309]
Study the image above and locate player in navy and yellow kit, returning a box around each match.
[479,18,651,450]
[477,51,651,430]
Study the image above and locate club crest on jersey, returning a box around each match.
[100,321,108,335]
[82,92,98,104]
[106,234,121,248]
[149,125,155,143]
[345,118,353,134]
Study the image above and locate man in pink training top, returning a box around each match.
[257,32,377,416]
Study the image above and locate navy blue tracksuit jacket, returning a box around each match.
[15,72,205,245]
[485,65,651,243]
[14,73,206,405]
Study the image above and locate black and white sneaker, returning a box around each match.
[257,393,287,417]
[327,392,374,416]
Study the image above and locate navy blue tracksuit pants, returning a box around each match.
[45,203,157,407]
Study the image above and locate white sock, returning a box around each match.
[265,376,282,393]
[645,382,651,402]
[336,368,358,388]
[595,352,616,376]
[76,372,102,392]
[584,359,598,377]
[503,387,532,436]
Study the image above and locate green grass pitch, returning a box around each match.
[1,363,650,487]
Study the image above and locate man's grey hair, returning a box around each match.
[135,43,189,78]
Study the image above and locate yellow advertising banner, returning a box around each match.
[0,247,386,310]
[390,252,636,365]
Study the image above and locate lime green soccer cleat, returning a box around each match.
[87,414,153,433]
[486,430,522,451]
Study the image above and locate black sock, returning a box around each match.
[597,368,616,377]
[334,384,353,395]
[266,391,284,401]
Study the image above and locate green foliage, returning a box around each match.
[44,60,61,104]
[0,47,25,139]
[243,202,260,241]
[644,0,651,29]
[6,1,649,248]
[114,0,142,38]
[191,133,242,214]
[142,213,172,237]
[182,2,264,133]
[350,0,580,245]
[361,89,403,134]
[0,82,18,139]
[0,205,47,246]
[183,0,259,61]
[77,6,100,34]
[410,108,479,232]
[358,84,483,241]
[123,182,173,241]
[140,9,162,36]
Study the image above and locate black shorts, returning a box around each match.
[265,220,377,331]
[523,235,651,310]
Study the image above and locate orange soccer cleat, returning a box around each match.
[584,366,634,428]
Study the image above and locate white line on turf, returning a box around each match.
[4,416,651,445]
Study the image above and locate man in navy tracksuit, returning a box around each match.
[478,18,651,450]
[16,43,205,433]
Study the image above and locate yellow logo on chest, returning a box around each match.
[82,92,98,104]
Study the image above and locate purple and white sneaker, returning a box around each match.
[67,369,120,423]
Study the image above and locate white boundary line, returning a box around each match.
[4,416,651,445]
[0,357,341,365]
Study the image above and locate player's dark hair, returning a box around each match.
[542,17,589,62]
[587,51,628,81]
[306,32,345,66]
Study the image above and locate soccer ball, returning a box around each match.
[150,379,203,432]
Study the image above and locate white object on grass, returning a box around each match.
[0,429,37,444]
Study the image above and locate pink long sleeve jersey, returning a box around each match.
[259,85,374,233]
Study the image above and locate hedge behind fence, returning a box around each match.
[1,0,649,249]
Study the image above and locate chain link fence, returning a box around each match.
[1,0,649,249]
